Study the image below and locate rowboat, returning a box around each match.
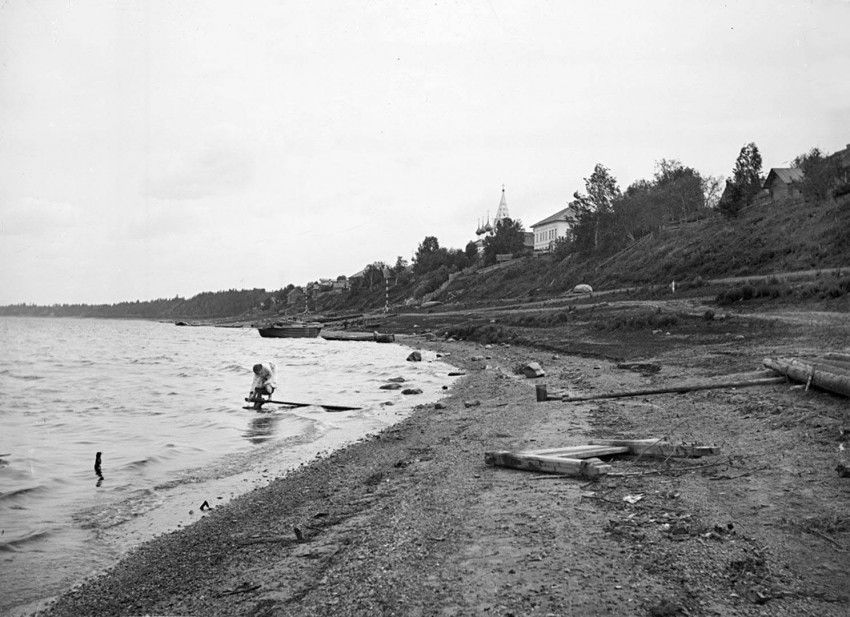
[257,321,323,338]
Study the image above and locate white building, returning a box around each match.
[530,206,575,252]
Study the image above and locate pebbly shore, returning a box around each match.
[31,329,850,616]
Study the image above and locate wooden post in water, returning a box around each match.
[94,452,103,487]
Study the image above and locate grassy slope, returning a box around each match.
[432,195,850,306]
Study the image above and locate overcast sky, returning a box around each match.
[1,1,848,305]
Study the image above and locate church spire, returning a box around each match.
[494,184,509,224]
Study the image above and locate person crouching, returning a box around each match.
[249,362,277,409]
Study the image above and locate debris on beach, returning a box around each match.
[534,370,785,403]
[521,362,546,378]
[485,438,721,480]
[763,355,850,398]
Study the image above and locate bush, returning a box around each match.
[592,310,680,331]
[444,324,518,344]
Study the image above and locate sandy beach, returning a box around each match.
[32,311,850,616]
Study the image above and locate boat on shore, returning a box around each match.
[256,321,323,338]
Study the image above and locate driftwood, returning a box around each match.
[590,438,720,458]
[763,357,850,398]
[822,352,850,364]
[548,376,786,403]
[484,451,612,479]
[485,438,720,479]
[812,358,850,375]
[245,398,361,412]
[322,332,395,343]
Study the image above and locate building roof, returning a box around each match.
[763,167,804,188]
[530,206,576,228]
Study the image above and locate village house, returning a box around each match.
[762,168,804,202]
[530,206,575,252]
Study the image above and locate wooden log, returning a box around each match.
[321,332,395,342]
[554,376,786,403]
[822,352,850,364]
[484,451,611,478]
[245,398,361,412]
[521,445,630,459]
[590,439,720,458]
[763,357,850,398]
[813,358,850,375]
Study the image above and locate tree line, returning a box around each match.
[3,141,844,320]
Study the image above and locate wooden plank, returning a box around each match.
[521,445,630,459]
[245,398,361,412]
[484,451,611,478]
[554,377,786,403]
[589,439,720,458]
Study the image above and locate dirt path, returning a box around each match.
[38,314,850,616]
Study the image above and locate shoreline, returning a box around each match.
[4,331,456,617]
[29,323,850,615]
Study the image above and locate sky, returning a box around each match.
[1,0,848,305]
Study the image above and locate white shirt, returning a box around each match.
[251,363,277,390]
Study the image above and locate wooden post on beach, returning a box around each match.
[535,384,548,402]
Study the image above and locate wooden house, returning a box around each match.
[762,168,804,202]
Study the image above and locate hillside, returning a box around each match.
[425,194,850,310]
[2,194,848,321]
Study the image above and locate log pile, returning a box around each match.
[763,354,850,398]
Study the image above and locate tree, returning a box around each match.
[732,142,763,206]
[570,164,621,252]
[652,159,706,222]
[718,180,745,218]
[482,217,526,265]
[363,261,388,289]
[701,175,724,210]
[465,241,479,261]
[793,147,841,202]
[615,179,658,240]
[391,256,410,285]
[412,236,440,275]
[552,236,571,260]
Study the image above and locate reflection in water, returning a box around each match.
[243,412,283,444]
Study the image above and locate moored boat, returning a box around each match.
[257,321,323,338]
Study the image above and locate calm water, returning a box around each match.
[0,317,457,615]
